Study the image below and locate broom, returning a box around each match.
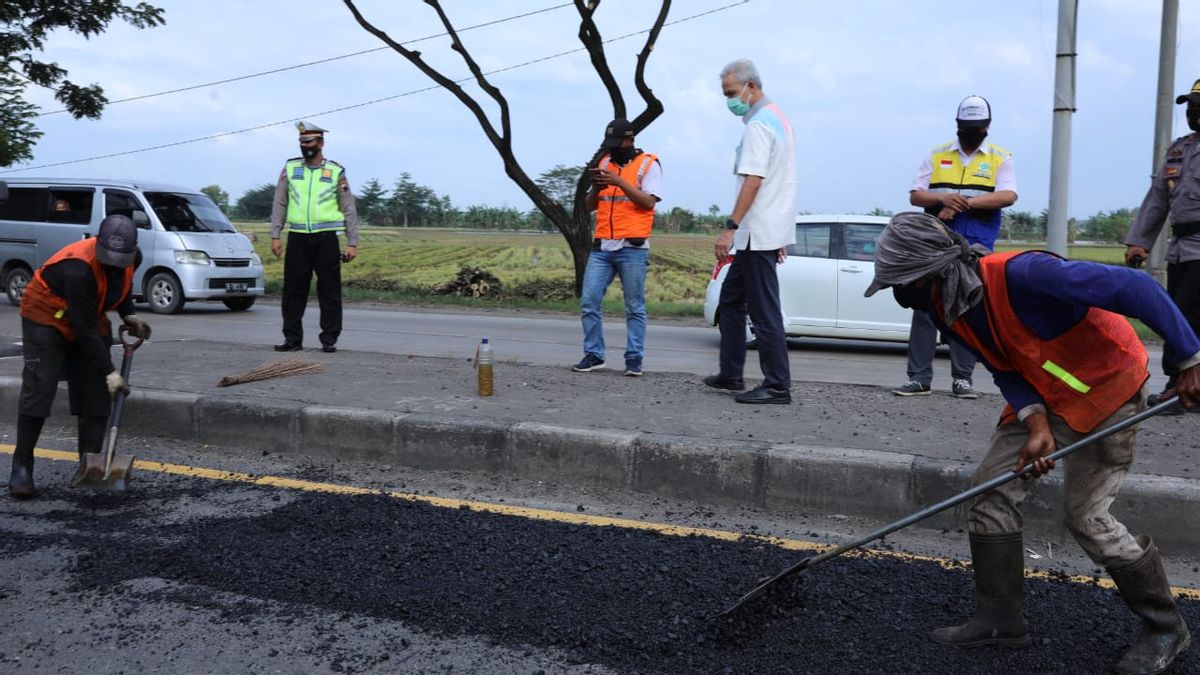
[217,358,324,387]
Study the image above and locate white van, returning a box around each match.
[0,178,264,314]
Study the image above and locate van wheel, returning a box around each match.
[146,272,185,314]
[5,266,31,307]
[222,296,255,312]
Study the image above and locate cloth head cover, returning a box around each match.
[95,214,138,268]
[863,212,989,324]
[956,95,991,129]
[602,118,635,149]
[1176,78,1200,105]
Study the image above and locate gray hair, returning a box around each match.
[720,59,762,88]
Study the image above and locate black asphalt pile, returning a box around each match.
[21,487,1193,674]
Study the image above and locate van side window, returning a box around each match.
[0,187,49,222]
[46,189,94,225]
[104,189,149,229]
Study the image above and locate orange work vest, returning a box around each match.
[594,152,658,240]
[940,251,1148,432]
[20,239,133,342]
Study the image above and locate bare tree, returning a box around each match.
[342,0,671,294]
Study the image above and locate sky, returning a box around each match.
[4,0,1200,220]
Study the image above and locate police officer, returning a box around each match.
[9,214,151,498]
[270,121,359,353]
[1126,78,1200,409]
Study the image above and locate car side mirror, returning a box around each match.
[131,210,150,228]
[0,180,8,203]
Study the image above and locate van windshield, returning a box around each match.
[144,192,236,233]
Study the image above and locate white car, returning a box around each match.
[703,214,913,344]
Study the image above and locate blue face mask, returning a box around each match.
[726,84,750,116]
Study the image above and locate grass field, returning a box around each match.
[239,223,1137,322]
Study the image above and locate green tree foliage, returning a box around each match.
[536,165,586,210]
[1080,208,1135,243]
[387,172,438,227]
[233,183,276,221]
[199,184,229,213]
[356,178,387,225]
[0,1,166,166]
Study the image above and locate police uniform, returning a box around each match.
[1125,78,1200,395]
[269,122,359,351]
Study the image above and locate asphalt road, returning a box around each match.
[6,300,1171,395]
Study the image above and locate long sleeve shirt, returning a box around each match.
[1124,132,1200,264]
[40,259,135,375]
[268,159,360,245]
[934,252,1200,417]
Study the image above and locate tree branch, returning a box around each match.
[573,0,624,119]
[628,0,670,132]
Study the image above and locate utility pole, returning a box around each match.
[1046,0,1077,257]
[1147,0,1179,282]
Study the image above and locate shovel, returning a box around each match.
[72,325,144,491]
[715,394,1182,619]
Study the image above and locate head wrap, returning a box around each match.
[864,212,990,323]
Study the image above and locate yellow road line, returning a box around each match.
[3,444,1197,600]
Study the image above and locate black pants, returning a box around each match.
[281,231,342,347]
[1163,259,1200,384]
[19,318,110,419]
[717,249,791,390]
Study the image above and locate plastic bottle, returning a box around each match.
[476,337,494,396]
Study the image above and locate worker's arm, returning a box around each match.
[337,173,359,261]
[713,175,762,260]
[1124,150,1174,253]
[57,261,117,375]
[269,170,288,258]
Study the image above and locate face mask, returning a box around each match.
[726,84,750,116]
[300,145,320,160]
[957,129,988,149]
[1187,107,1200,133]
[610,146,638,165]
[893,284,933,311]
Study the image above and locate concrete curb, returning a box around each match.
[4,376,1198,557]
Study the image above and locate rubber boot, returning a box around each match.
[1109,535,1192,675]
[71,415,107,486]
[929,531,1030,648]
[8,415,45,499]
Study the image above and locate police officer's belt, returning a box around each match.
[1172,222,1200,238]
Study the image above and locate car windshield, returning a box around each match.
[144,192,236,233]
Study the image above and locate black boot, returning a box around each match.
[929,531,1030,648]
[72,415,107,485]
[8,415,45,499]
[1109,535,1192,675]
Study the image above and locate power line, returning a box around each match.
[35,3,574,116]
[3,0,751,174]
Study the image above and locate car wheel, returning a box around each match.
[146,271,185,314]
[5,266,31,307]
[222,296,256,312]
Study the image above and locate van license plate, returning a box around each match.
[225,282,248,293]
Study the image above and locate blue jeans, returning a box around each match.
[905,308,976,385]
[579,246,649,365]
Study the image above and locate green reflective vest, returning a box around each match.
[284,158,346,233]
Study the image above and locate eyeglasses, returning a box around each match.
[299,135,323,144]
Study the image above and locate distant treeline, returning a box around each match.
[200,168,1139,243]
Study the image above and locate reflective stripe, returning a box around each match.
[635,156,653,180]
[929,186,994,198]
[599,195,632,202]
[286,221,344,233]
[1042,360,1092,394]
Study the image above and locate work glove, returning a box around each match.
[123,314,152,340]
[106,372,130,399]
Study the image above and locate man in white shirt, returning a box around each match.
[704,59,798,404]
[893,95,1017,400]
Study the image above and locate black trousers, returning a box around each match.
[1163,259,1200,384]
[717,249,791,390]
[19,318,110,419]
[281,231,342,347]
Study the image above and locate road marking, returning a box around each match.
[3,444,1197,599]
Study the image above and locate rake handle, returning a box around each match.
[717,395,1182,617]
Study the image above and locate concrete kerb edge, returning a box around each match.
[5,378,1200,556]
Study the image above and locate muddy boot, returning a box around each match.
[929,531,1030,648]
[1108,535,1192,675]
[71,415,107,486]
[8,415,45,499]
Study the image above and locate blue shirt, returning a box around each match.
[936,252,1200,413]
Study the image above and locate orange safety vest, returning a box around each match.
[939,251,1148,432]
[20,239,133,342]
[594,152,658,240]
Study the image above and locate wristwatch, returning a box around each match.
[724,218,739,230]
